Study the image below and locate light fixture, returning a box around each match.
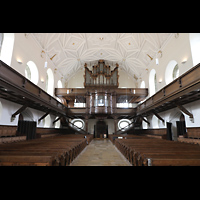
[17,59,22,64]
[44,61,48,68]
[156,57,159,65]
[155,50,162,65]
[41,77,44,83]
[181,59,187,64]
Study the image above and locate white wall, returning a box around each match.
[139,33,200,137]
[0,33,64,127]
[1,33,200,132]
[140,33,193,96]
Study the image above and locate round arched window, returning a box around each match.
[46,68,54,96]
[165,60,179,85]
[140,80,145,88]
[57,80,63,88]
[70,119,85,131]
[25,61,39,85]
[149,69,157,96]
[118,119,132,131]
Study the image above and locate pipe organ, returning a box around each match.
[84,60,119,88]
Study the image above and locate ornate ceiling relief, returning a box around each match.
[32,33,172,82]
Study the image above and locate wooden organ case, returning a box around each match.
[83,60,119,116]
[84,60,119,88]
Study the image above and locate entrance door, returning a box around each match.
[176,114,186,137]
[95,120,108,138]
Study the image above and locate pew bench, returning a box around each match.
[114,136,200,166]
[0,155,59,166]
[0,134,89,166]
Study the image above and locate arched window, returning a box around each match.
[149,69,157,96]
[0,33,3,55]
[56,80,63,103]
[189,33,200,66]
[25,61,39,85]
[0,33,15,66]
[70,119,85,131]
[118,119,132,131]
[165,60,179,84]
[46,68,54,96]
[57,80,63,88]
[140,80,145,88]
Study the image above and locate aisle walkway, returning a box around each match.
[70,139,131,166]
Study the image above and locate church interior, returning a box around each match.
[1,33,200,166]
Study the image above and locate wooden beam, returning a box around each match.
[52,116,62,124]
[152,110,165,123]
[175,103,193,118]
[11,104,28,122]
[140,115,150,125]
[38,111,50,123]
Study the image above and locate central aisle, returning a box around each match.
[70,139,131,166]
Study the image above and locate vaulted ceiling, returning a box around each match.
[31,33,173,82]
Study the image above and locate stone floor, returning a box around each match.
[70,139,131,166]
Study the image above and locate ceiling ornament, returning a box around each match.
[31,33,172,81]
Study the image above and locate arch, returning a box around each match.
[70,118,85,131]
[25,61,39,85]
[0,33,15,66]
[57,80,63,88]
[140,80,145,88]
[189,33,200,66]
[142,117,148,129]
[149,69,157,96]
[55,116,61,128]
[46,68,54,96]
[152,115,159,128]
[20,108,34,121]
[165,60,178,84]
[43,114,51,128]
[118,119,132,131]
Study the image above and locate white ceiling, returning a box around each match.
[31,33,173,81]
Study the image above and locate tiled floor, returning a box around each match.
[70,139,131,166]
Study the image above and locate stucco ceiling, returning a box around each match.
[31,33,173,81]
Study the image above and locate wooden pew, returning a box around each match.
[0,134,91,166]
[114,136,200,166]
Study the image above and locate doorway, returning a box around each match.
[94,120,108,138]
[176,113,186,137]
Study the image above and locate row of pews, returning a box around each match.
[113,135,200,166]
[0,134,93,166]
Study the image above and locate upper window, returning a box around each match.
[165,60,179,85]
[46,68,54,96]
[140,80,145,88]
[0,33,14,66]
[189,33,200,66]
[70,119,85,131]
[57,80,63,88]
[149,69,157,96]
[118,119,132,131]
[25,61,39,85]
